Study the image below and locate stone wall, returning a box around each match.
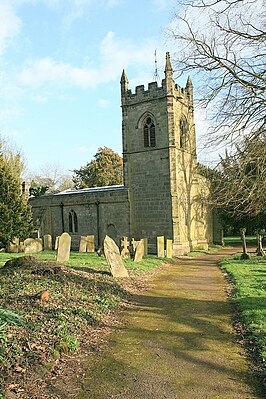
[29,186,130,250]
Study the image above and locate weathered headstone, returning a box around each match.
[134,239,145,262]
[24,238,43,254]
[56,233,71,263]
[79,236,87,252]
[157,236,165,258]
[143,238,148,256]
[104,235,129,278]
[43,234,52,250]
[87,235,95,253]
[166,239,173,258]
[19,242,25,253]
[131,238,139,252]
[7,238,19,253]
[54,236,60,250]
[121,236,130,259]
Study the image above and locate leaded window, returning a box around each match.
[180,117,189,149]
[69,210,78,233]
[144,117,156,148]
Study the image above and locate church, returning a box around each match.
[30,52,219,255]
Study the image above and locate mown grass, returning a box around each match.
[220,255,266,376]
[0,251,168,397]
[188,244,223,256]
[223,235,257,245]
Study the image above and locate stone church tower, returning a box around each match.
[29,52,214,255]
[121,52,211,255]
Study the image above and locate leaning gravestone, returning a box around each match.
[87,235,95,252]
[104,235,129,278]
[134,239,145,262]
[56,233,71,263]
[43,234,52,250]
[157,236,165,258]
[24,238,43,254]
[79,236,87,252]
[166,239,173,258]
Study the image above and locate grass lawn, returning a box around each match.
[220,255,266,373]
[0,251,171,398]
[223,235,257,245]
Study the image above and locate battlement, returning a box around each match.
[122,78,192,105]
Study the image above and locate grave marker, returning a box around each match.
[79,236,87,252]
[134,239,145,262]
[87,235,95,252]
[24,238,43,254]
[104,235,129,278]
[157,236,165,258]
[166,239,173,258]
[43,234,52,250]
[121,236,130,259]
[56,233,71,263]
[143,238,148,256]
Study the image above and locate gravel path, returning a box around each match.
[77,248,260,399]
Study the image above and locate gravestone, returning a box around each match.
[87,235,95,253]
[7,238,19,253]
[79,236,87,252]
[143,238,148,256]
[24,238,43,254]
[19,242,25,253]
[54,236,60,250]
[157,236,165,258]
[166,239,173,258]
[104,235,129,278]
[134,239,145,262]
[121,236,130,259]
[43,234,52,250]
[56,233,71,263]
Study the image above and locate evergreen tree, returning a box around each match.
[0,154,33,245]
[73,147,123,189]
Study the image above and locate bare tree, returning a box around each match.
[29,163,74,194]
[208,134,266,222]
[168,0,266,145]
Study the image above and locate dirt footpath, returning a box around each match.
[76,249,260,399]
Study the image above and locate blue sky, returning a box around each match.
[0,0,212,177]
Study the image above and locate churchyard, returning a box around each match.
[0,234,176,398]
[0,233,265,398]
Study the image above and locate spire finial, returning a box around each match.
[120,69,129,94]
[186,75,193,88]
[164,52,172,74]
[120,69,128,85]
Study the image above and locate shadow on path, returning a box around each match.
[71,248,262,398]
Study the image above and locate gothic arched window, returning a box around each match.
[69,210,78,233]
[180,117,189,149]
[144,117,156,148]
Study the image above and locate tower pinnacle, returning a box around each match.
[120,69,129,94]
[164,52,173,75]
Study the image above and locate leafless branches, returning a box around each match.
[169,0,266,145]
[210,133,266,220]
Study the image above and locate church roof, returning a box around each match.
[55,184,126,196]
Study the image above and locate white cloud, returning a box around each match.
[0,107,22,122]
[75,145,97,154]
[0,3,21,55]
[18,31,156,88]
[98,99,110,108]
